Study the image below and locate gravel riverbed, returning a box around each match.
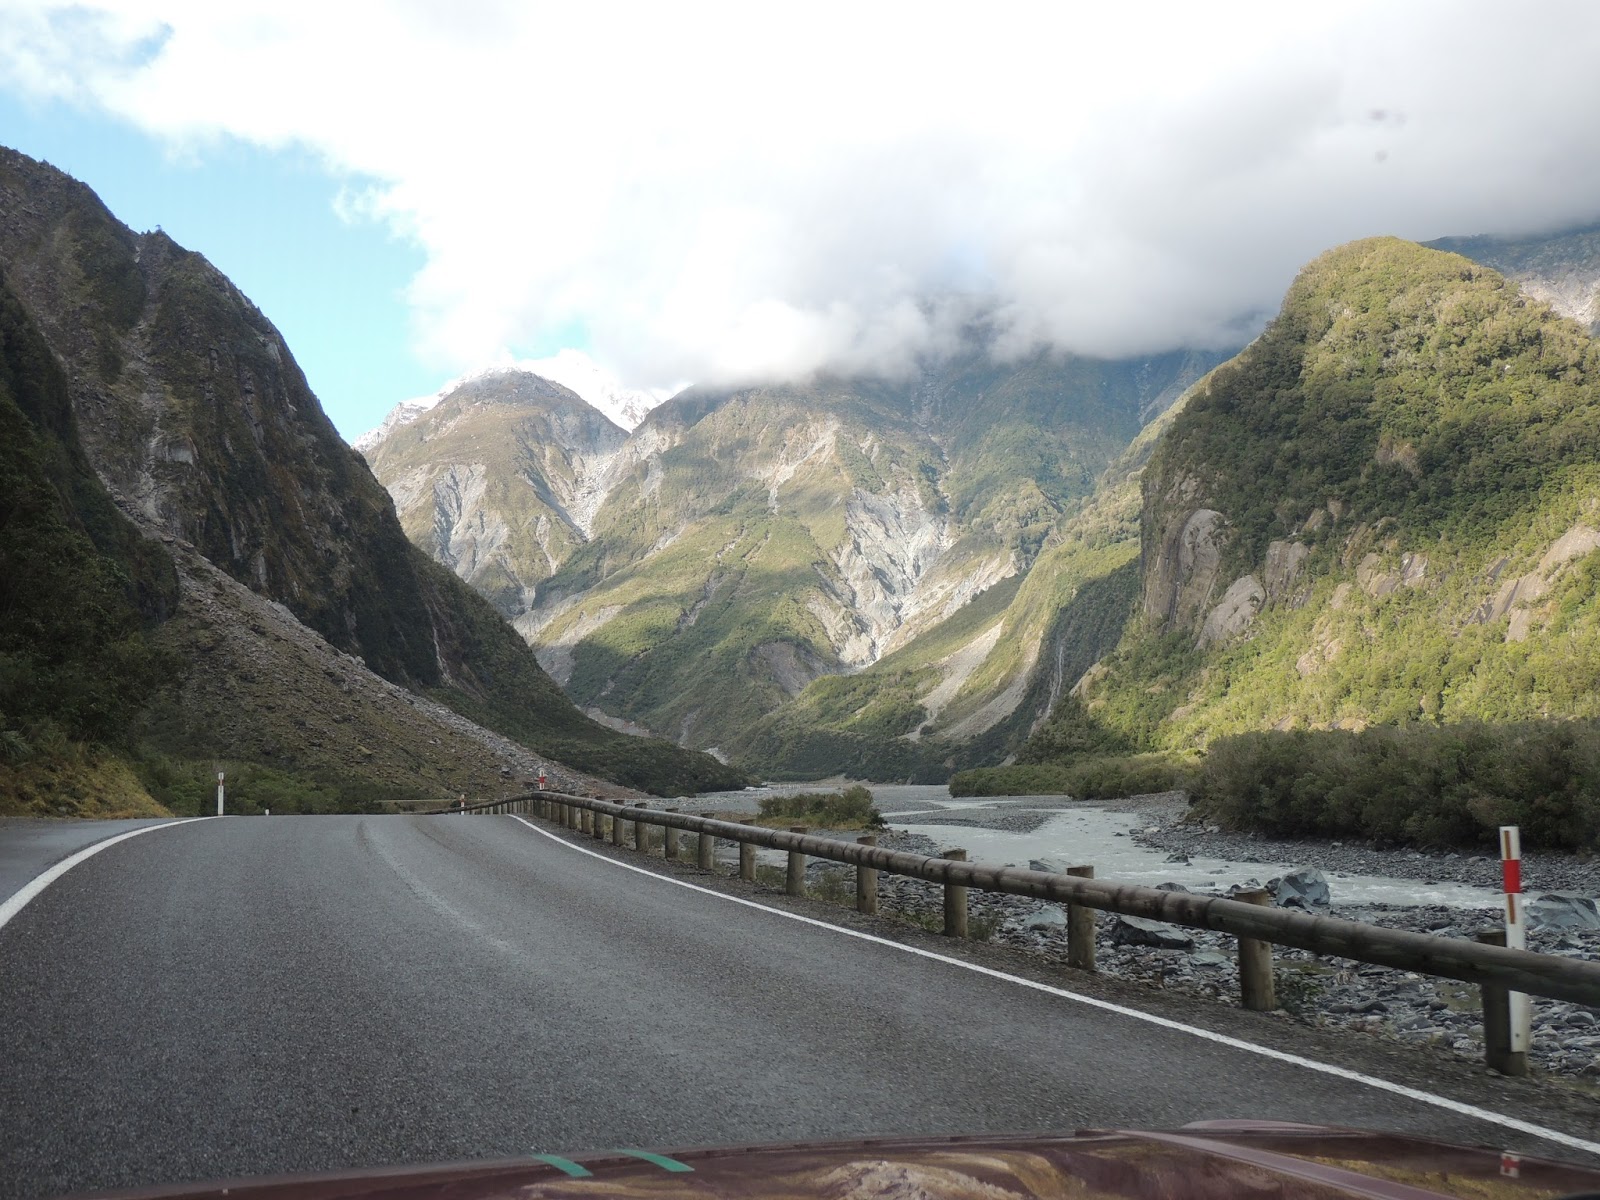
[683,785,1600,1082]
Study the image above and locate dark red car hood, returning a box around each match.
[71,1122,1600,1200]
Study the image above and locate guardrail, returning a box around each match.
[435,790,1600,1074]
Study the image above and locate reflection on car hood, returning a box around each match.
[73,1122,1600,1200]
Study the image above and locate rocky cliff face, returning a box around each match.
[0,145,743,799]
[362,371,629,616]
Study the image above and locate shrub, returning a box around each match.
[756,784,884,829]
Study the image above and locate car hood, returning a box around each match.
[72,1122,1600,1200]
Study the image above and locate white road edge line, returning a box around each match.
[0,819,208,934]
[509,815,1600,1160]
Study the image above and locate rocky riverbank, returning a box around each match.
[1122,791,1600,895]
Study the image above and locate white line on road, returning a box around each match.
[0,820,208,934]
[509,815,1600,1160]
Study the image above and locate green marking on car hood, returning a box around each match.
[608,1149,694,1172]
[528,1153,592,1177]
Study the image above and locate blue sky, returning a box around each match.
[1,92,436,440]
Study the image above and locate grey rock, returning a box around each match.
[1023,906,1068,931]
[1110,914,1195,951]
[1156,881,1190,892]
[1528,892,1600,932]
[1268,866,1331,909]
[1190,949,1231,968]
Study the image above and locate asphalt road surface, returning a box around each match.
[2,814,1596,1198]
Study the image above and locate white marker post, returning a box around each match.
[216,771,225,817]
[1500,824,1529,1053]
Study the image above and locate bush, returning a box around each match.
[1193,721,1600,851]
[756,784,884,829]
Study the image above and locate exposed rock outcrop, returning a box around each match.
[1197,574,1264,647]
[1143,505,1226,631]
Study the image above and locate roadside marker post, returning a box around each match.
[1500,825,1530,1055]
[216,771,224,817]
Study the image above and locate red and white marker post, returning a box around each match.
[1500,824,1530,1053]
[538,771,547,791]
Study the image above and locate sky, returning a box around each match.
[3,1,1600,442]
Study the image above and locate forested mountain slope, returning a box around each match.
[1022,237,1600,768]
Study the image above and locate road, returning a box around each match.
[1,814,1596,1198]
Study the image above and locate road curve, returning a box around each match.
[0,814,1595,1198]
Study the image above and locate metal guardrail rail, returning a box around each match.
[434,790,1600,1071]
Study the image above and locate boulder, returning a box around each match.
[1198,574,1265,648]
[1023,906,1068,931]
[1156,881,1190,892]
[1268,866,1331,910]
[1110,914,1195,951]
[1028,858,1064,874]
[1528,892,1600,932]
[1191,948,1231,968]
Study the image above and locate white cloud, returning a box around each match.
[4,0,1600,388]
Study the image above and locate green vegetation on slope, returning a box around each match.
[0,268,177,814]
[741,361,1202,783]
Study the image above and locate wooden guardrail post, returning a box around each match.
[856,834,878,914]
[1477,928,1529,1076]
[592,807,607,841]
[1067,865,1096,971]
[943,849,968,937]
[633,803,649,851]
[787,827,808,896]
[739,821,756,881]
[663,809,680,860]
[1235,887,1277,1011]
[697,819,714,870]
[612,805,625,846]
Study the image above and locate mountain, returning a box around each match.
[365,344,1220,769]
[0,145,743,810]
[355,350,665,454]
[361,370,629,617]
[1014,236,1600,772]
[1429,223,1600,335]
